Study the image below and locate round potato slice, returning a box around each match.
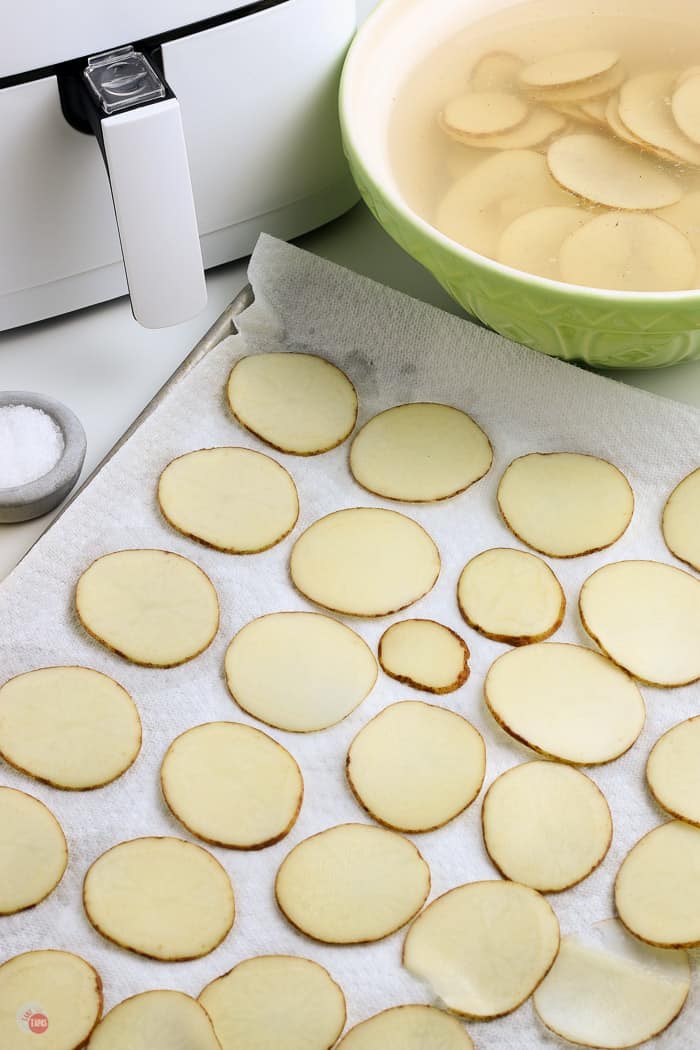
[534,918,690,1049]
[482,761,612,891]
[403,880,560,1019]
[83,836,235,960]
[158,447,298,554]
[672,75,700,144]
[161,721,303,849]
[435,149,575,258]
[485,642,645,765]
[619,71,700,166]
[275,823,430,943]
[75,549,219,668]
[199,955,346,1050]
[441,92,528,139]
[289,508,440,617]
[470,51,522,93]
[87,991,220,1050]
[527,63,624,103]
[0,787,67,914]
[662,467,700,571]
[497,206,590,281]
[647,716,700,826]
[0,666,141,790]
[346,701,485,833]
[378,619,470,693]
[336,1005,473,1050]
[547,134,681,210]
[349,403,492,503]
[0,950,102,1050]
[579,560,700,687]
[227,353,357,456]
[457,547,564,645]
[448,106,567,151]
[615,821,700,947]
[224,612,377,732]
[606,95,644,146]
[520,50,619,90]
[498,452,634,558]
[560,212,696,292]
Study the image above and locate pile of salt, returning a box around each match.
[0,405,64,489]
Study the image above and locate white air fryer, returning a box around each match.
[0,0,365,330]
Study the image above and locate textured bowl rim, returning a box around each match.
[340,0,700,307]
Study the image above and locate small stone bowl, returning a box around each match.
[0,392,87,524]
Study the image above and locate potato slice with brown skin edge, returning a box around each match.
[346,701,485,833]
[199,956,346,1050]
[619,71,700,166]
[0,950,103,1050]
[83,836,235,960]
[443,106,566,150]
[470,51,522,93]
[520,50,619,90]
[482,761,612,892]
[458,548,565,645]
[378,619,469,693]
[672,75,700,144]
[485,643,645,766]
[615,821,700,948]
[498,452,634,558]
[647,716,700,826]
[0,786,67,914]
[402,880,560,1019]
[440,92,528,138]
[336,1005,474,1050]
[161,722,303,850]
[579,560,700,687]
[87,991,221,1050]
[0,666,141,790]
[661,466,700,571]
[527,63,624,103]
[497,206,590,281]
[275,823,430,944]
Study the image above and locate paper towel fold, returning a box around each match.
[0,233,699,1047]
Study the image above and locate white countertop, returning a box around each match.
[2,200,700,581]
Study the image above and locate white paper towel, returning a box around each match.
[1,234,699,1048]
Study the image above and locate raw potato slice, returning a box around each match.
[275,823,430,943]
[0,666,141,789]
[470,51,522,93]
[435,149,575,258]
[482,761,612,891]
[0,950,102,1050]
[87,991,220,1050]
[498,452,634,558]
[579,560,700,686]
[457,547,564,645]
[534,919,690,1049]
[289,508,440,617]
[161,721,303,849]
[672,75,700,144]
[449,107,566,150]
[662,467,700,571]
[83,836,235,960]
[547,134,681,210]
[349,403,493,503]
[619,72,700,166]
[403,880,560,1019]
[615,821,700,947]
[485,643,645,765]
[560,213,696,292]
[158,447,298,554]
[336,1005,473,1050]
[497,206,590,281]
[520,50,619,90]
[346,701,485,833]
[647,716,700,825]
[441,92,528,138]
[606,95,645,146]
[378,619,470,693]
[224,612,377,731]
[527,64,624,103]
[0,787,67,914]
[227,353,357,455]
[75,549,219,668]
[199,955,346,1050]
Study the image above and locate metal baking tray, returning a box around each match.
[20,283,254,564]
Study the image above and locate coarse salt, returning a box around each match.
[0,405,64,489]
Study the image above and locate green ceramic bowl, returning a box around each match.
[340,0,700,368]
